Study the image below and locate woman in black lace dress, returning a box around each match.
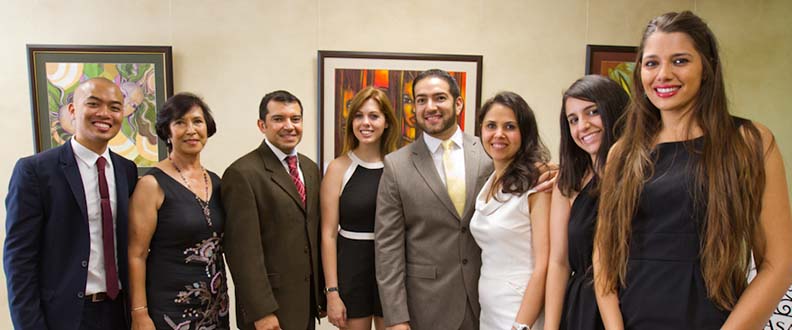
[129,93,229,330]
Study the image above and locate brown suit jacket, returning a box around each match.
[222,141,323,330]
[375,133,493,330]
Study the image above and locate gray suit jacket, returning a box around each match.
[222,141,324,330]
[375,133,493,330]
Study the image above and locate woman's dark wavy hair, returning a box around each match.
[477,91,550,197]
[557,75,629,197]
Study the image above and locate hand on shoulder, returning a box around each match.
[533,162,559,193]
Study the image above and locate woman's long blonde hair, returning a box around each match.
[595,11,768,310]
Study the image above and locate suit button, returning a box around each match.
[81,260,88,267]
[77,292,84,298]
[304,275,310,282]
[304,246,309,254]
[461,227,467,233]
[462,259,468,265]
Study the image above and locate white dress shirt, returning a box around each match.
[422,126,466,187]
[265,139,304,183]
[70,139,120,295]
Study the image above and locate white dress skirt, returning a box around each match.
[470,173,544,330]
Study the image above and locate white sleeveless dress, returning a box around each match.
[470,173,544,330]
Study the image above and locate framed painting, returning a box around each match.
[318,50,483,168]
[27,44,174,175]
[585,45,637,95]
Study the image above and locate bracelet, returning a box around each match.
[323,287,339,294]
[131,306,148,312]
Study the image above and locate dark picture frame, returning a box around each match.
[317,50,483,168]
[585,45,638,95]
[27,44,174,175]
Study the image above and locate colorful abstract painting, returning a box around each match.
[45,62,160,166]
[27,45,173,174]
[600,61,636,96]
[333,68,468,156]
[318,51,482,167]
[585,45,638,96]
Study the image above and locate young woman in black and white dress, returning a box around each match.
[321,86,400,330]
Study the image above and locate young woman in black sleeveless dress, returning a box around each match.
[320,87,400,330]
[594,11,792,330]
[129,93,229,330]
[545,75,628,330]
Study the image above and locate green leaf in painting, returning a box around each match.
[83,63,103,78]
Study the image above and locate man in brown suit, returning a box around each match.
[375,69,493,330]
[222,90,323,330]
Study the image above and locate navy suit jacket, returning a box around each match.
[4,140,137,330]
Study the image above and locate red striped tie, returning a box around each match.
[96,156,119,300]
[286,155,306,206]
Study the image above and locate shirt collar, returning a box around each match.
[422,126,464,154]
[265,139,298,162]
[71,138,112,168]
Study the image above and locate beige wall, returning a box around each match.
[0,0,789,328]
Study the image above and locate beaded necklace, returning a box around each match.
[170,156,213,228]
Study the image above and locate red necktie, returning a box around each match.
[286,155,306,206]
[96,156,119,300]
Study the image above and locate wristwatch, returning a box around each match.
[323,286,339,294]
[512,321,531,330]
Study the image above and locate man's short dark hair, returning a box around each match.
[412,69,461,100]
[259,90,303,120]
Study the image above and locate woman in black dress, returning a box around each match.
[320,87,400,330]
[129,93,229,330]
[594,11,792,330]
[545,75,628,330]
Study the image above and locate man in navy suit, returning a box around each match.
[4,77,138,330]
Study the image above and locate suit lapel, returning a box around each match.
[60,141,89,223]
[257,142,306,214]
[410,140,459,220]
[110,152,130,224]
[462,134,483,221]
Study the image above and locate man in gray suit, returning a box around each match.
[375,69,493,330]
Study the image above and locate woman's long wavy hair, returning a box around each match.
[341,87,400,156]
[595,11,768,310]
[477,91,550,198]
[557,75,629,197]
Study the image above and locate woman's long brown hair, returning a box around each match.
[595,11,768,310]
[341,86,400,156]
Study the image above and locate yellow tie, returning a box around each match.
[442,139,465,217]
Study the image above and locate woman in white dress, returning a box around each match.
[471,91,552,330]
